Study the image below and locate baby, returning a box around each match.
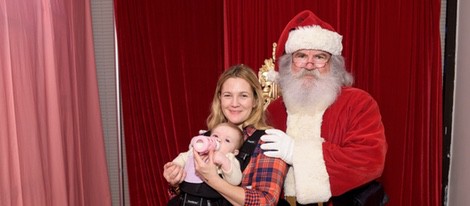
[168,122,244,206]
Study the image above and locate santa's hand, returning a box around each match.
[260,129,294,165]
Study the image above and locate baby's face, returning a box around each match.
[210,125,242,155]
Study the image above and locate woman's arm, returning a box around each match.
[242,147,288,205]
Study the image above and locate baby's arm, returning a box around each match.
[213,152,242,186]
[172,150,191,167]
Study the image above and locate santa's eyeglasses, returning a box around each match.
[292,52,331,68]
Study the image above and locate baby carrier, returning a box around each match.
[167,130,265,206]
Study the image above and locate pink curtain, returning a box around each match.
[0,0,111,205]
[115,0,442,205]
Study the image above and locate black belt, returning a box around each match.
[177,192,225,206]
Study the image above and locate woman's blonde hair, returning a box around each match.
[206,64,270,130]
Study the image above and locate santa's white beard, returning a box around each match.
[279,69,341,114]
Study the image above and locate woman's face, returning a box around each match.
[220,77,255,126]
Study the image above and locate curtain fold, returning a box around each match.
[114,0,223,205]
[115,0,442,205]
[0,0,111,205]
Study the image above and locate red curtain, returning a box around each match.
[114,1,224,205]
[0,0,111,205]
[115,0,442,205]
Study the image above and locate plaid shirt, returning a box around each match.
[242,126,288,206]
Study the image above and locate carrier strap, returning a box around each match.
[236,130,265,171]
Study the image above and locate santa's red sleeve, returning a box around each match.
[321,88,387,195]
[267,87,387,202]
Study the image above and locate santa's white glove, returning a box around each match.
[260,129,294,165]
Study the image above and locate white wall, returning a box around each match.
[91,0,130,205]
[448,0,470,205]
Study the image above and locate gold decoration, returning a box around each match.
[258,43,281,109]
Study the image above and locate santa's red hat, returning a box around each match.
[275,10,343,60]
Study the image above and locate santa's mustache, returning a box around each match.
[294,69,321,80]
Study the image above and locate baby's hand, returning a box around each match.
[213,152,231,172]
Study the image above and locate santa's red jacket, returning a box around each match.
[266,86,388,204]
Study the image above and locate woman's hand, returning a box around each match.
[193,149,220,183]
[163,162,186,187]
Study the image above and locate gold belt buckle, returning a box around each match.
[286,196,296,206]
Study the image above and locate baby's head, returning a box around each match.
[210,122,244,155]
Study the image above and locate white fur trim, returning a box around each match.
[285,25,343,55]
[266,69,279,82]
[283,111,332,203]
[283,167,296,196]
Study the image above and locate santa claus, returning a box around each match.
[260,10,388,205]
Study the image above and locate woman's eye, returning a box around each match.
[241,93,251,98]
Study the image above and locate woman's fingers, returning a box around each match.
[163,162,185,186]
